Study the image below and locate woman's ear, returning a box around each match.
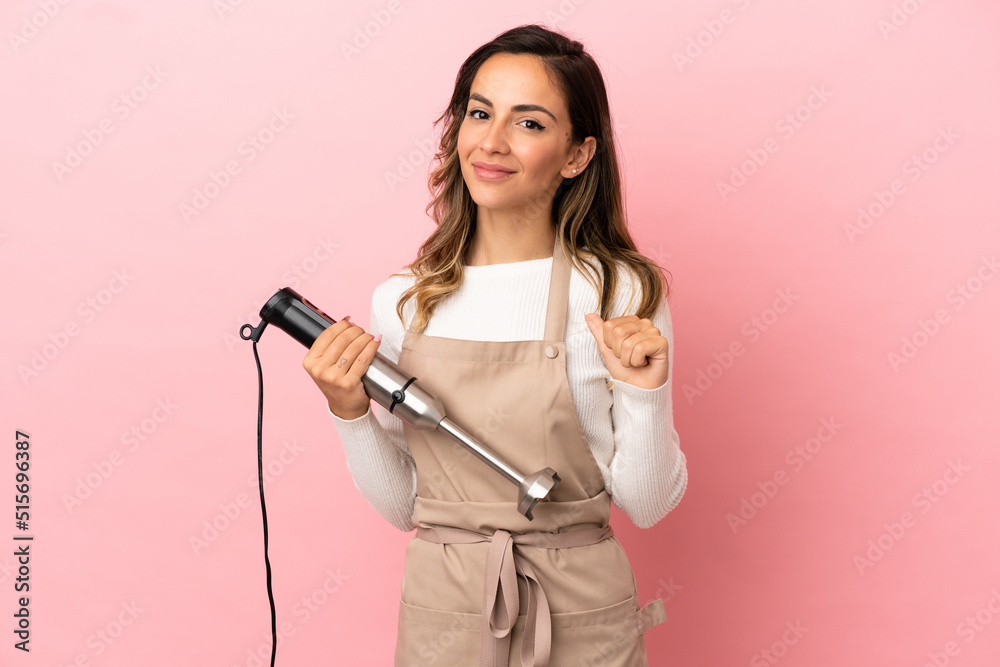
[563,136,598,178]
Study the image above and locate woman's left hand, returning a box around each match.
[584,313,670,390]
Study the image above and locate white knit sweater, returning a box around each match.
[328,255,687,531]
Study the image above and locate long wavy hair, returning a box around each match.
[394,23,670,333]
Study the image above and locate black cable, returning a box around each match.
[250,333,278,667]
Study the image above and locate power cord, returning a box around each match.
[241,320,277,667]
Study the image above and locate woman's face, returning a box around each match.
[457,53,583,216]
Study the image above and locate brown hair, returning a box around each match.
[394,23,670,332]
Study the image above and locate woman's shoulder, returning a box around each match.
[570,249,644,295]
[373,268,417,297]
[573,246,644,277]
[369,269,418,331]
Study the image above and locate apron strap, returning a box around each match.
[543,234,571,344]
[636,598,667,635]
[482,530,518,664]
[513,552,550,667]
[416,525,614,667]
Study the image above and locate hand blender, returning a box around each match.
[241,287,561,520]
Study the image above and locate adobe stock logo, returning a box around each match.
[61,399,179,513]
[339,0,404,63]
[178,107,294,222]
[189,439,306,556]
[750,620,809,667]
[18,269,135,385]
[682,288,799,404]
[922,588,1000,667]
[55,600,144,666]
[726,417,841,534]
[8,0,73,53]
[539,0,591,29]
[877,0,934,39]
[853,459,970,576]
[717,85,833,201]
[385,134,437,192]
[234,568,350,667]
[672,0,759,73]
[214,0,249,20]
[887,254,997,372]
[50,66,168,183]
[844,126,959,243]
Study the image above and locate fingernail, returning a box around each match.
[373,334,382,342]
[342,315,352,321]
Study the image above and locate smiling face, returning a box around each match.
[457,53,585,217]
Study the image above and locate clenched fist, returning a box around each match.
[584,312,670,390]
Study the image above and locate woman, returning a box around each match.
[303,24,687,666]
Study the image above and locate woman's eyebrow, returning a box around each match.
[468,92,557,123]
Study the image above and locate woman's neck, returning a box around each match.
[466,210,556,266]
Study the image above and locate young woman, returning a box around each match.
[303,24,687,666]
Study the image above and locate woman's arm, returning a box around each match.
[326,291,417,532]
[594,273,688,528]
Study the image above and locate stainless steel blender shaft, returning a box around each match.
[362,354,560,520]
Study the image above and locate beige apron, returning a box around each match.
[394,234,666,667]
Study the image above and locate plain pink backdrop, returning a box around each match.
[3,1,999,665]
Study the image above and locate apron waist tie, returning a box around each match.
[415,524,615,667]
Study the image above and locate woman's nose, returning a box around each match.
[480,118,509,153]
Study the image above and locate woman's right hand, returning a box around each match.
[302,316,383,421]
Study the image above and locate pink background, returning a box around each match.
[3,1,999,665]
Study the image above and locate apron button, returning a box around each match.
[545,345,558,358]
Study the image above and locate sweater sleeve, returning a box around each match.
[327,285,417,532]
[603,274,688,529]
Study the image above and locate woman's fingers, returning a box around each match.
[334,327,375,377]
[598,316,669,369]
[303,319,354,372]
[345,335,382,383]
[622,329,662,368]
[603,317,646,361]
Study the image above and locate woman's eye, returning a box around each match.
[465,109,544,132]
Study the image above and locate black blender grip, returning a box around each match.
[259,287,338,347]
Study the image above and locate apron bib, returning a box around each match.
[393,235,666,667]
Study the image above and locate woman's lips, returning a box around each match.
[472,162,514,180]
